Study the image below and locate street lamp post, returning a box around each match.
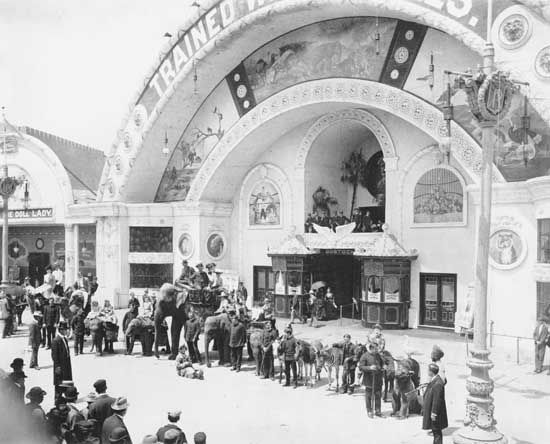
[1,109,25,287]
[451,43,518,444]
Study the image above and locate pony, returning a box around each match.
[380,349,396,402]
[296,340,321,388]
[317,345,344,391]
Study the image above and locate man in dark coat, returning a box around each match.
[51,321,72,401]
[279,327,298,387]
[44,298,61,349]
[260,322,278,379]
[101,397,131,444]
[7,358,27,406]
[25,386,48,442]
[88,379,115,437]
[156,410,187,444]
[333,334,355,393]
[28,312,43,369]
[72,308,87,355]
[185,311,201,363]
[358,342,383,418]
[533,316,549,373]
[229,315,246,372]
[422,364,448,444]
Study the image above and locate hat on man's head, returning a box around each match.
[93,379,107,391]
[141,435,159,444]
[428,363,440,375]
[167,409,181,418]
[109,426,129,443]
[373,324,382,330]
[63,386,79,402]
[164,429,180,444]
[196,262,203,268]
[26,386,47,400]
[10,358,24,369]
[111,397,129,411]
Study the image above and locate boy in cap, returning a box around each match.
[88,378,115,436]
[29,312,43,369]
[156,410,187,444]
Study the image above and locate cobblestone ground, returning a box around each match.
[1,311,547,444]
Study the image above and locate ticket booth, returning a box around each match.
[360,258,412,329]
[269,255,312,317]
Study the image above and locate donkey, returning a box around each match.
[318,346,344,391]
[380,349,396,402]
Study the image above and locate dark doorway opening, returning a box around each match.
[253,266,274,307]
[28,252,50,287]
[311,254,358,318]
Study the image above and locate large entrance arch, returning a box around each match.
[188,78,504,203]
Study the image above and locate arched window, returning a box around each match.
[413,168,465,225]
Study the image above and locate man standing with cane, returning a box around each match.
[359,342,383,418]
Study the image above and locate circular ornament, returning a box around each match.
[498,13,531,49]
[206,232,226,260]
[394,47,409,64]
[35,238,44,250]
[390,69,399,79]
[405,30,414,41]
[489,228,526,270]
[243,100,250,109]
[233,73,241,82]
[237,84,247,98]
[535,46,550,79]
[178,233,194,259]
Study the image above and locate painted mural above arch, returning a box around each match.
[152,13,550,203]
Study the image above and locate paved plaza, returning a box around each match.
[1,311,547,444]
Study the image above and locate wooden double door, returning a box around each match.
[420,273,457,328]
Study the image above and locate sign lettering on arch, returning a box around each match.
[137,0,514,114]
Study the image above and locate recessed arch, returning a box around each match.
[186,78,504,205]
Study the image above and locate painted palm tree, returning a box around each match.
[340,149,368,219]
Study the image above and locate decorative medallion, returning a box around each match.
[394,46,409,64]
[405,30,414,41]
[390,69,399,80]
[236,84,247,98]
[35,238,44,250]
[133,104,147,129]
[178,233,194,259]
[535,46,550,79]
[489,218,527,270]
[498,13,531,49]
[206,232,226,260]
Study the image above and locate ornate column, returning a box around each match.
[452,47,516,444]
[64,224,76,285]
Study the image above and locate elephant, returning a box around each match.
[154,283,189,360]
[125,316,155,356]
[85,316,105,356]
[203,313,232,367]
[248,330,263,375]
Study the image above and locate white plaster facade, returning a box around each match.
[89,1,550,339]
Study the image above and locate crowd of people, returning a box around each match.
[0,369,208,444]
[304,209,384,233]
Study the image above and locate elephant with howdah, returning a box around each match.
[203,313,233,367]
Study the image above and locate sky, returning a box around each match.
[0,0,195,151]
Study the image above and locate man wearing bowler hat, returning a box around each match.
[29,311,43,369]
[422,363,448,444]
[89,379,116,437]
[51,320,72,401]
[102,397,131,444]
[7,358,27,405]
[25,386,47,441]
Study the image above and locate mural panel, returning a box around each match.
[406,28,550,182]
[155,81,239,202]
[249,181,281,226]
[244,17,397,103]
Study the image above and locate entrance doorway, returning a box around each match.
[312,254,358,317]
[420,273,457,328]
[28,252,50,287]
[253,266,274,307]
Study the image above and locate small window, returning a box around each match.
[130,263,173,288]
[366,276,381,302]
[384,276,400,302]
[537,219,550,263]
[129,227,173,253]
[413,168,464,224]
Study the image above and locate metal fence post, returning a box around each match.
[516,337,520,365]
